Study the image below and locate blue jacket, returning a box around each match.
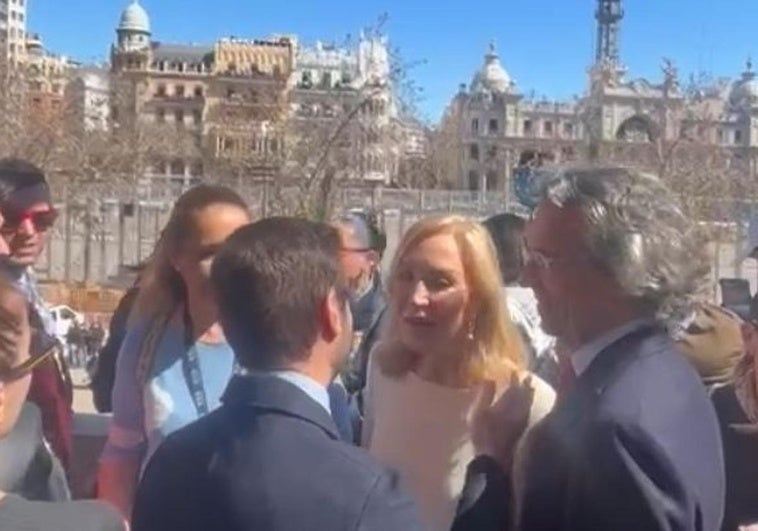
[454,325,726,531]
[132,373,422,531]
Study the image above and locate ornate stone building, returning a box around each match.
[438,0,758,193]
[109,1,403,186]
[24,33,72,119]
[292,34,398,185]
[0,0,26,62]
[110,1,295,184]
[65,66,110,132]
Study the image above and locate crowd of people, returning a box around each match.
[0,157,754,530]
[65,321,106,371]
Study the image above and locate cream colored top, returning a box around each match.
[362,353,555,531]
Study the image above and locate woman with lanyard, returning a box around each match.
[97,185,251,523]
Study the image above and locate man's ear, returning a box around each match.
[320,288,345,343]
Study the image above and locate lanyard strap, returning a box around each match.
[182,308,209,417]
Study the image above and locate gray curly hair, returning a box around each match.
[542,166,709,328]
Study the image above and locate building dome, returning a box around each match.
[118,1,150,33]
[730,59,758,107]
[470,43,513,94]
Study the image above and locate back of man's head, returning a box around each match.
[212,217,350,372]
[482,213,526,285]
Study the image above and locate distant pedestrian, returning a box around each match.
[86,321,105,365]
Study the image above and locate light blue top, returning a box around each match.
[101,314,235,469]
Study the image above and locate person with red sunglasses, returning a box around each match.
[0,159,72,478]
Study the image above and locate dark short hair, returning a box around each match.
[212,217,349,370]
[336,210,386,256]
[0,158,46,201]
[482,213,526,285]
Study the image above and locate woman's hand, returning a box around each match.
[470,373,535,473]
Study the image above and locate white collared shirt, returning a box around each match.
[570,319,652,376]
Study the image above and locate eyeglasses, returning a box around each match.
[521,239,586,270]
[0,345,54,383]
[1,208,58,233]
[340,247,372,254]
[522,245,565,270]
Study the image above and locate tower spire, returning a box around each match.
[595,0,624,66]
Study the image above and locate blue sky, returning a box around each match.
[30,0,758,121]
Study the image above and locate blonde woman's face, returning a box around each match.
[391,233,471,355]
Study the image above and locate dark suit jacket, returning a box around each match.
[27,308,73,472]
[132,373,422,531]
[454,325,726,531]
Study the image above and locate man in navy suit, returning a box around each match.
[131,217,421,531]
[454,167,725,531]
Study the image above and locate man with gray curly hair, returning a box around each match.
[454,166,725,531]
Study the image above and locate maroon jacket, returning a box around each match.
[26,311,73,472]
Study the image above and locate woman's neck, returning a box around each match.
[185,290,224,343]
[413,342,471,388]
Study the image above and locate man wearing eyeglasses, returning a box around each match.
[0,159,73,479]
[332,212,386,443]
[453,167,724,531]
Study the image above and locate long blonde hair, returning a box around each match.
[378,215,524,385]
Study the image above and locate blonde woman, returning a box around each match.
[97,185,251,521]
[362,215,554,531]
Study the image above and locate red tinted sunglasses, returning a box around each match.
[1,208,58,233]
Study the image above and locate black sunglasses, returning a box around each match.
[0,346,54,383]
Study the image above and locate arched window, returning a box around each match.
[616,116,654,143]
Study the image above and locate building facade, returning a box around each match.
[0,0,26,62]
[109,1,405,186]
[24,33,73,119]
[292,34,398,185]
[438,0,758,193]
[65,66,110,132]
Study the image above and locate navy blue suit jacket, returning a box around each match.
[454,325,726,531]
[132,373,422,531]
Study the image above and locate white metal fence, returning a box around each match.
[38,183,528,284]
[37,181,758,302]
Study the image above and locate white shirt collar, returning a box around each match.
[570,319,651,376]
